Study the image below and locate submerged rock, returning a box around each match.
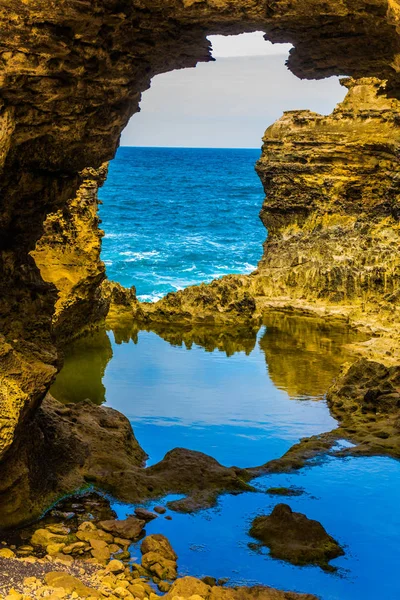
[266,487,305,497]
[134,508,158,521]
[249,504,344,570]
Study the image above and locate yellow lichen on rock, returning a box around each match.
[32,165,110,340]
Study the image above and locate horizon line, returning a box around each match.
[119,145,261,150]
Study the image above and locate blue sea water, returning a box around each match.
[99,147,265,301]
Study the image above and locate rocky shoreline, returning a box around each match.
[1,3,399,595]
[0,493,318,600]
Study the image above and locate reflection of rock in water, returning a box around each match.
[51,329,112,404]
[260,312,361,399]
[109,321,259,357]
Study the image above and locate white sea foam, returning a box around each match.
[243,262,256,271]
[120,250,160,261]
[105,232,138,239]
[137,293,164,303]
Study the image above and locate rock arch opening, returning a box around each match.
[97,33,346,303]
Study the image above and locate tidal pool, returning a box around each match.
[52,313,357,467]
[51,313,399,599]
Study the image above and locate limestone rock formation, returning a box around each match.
[327,358,400,456]
[141,534,178,582]
[1,0,400,462]
[249,503,344,570]
[139,79,400,333]
[0,395,147,529]
[98,516,146,540]
[32,165,110,339]
[254,77,400,324]
[102,280,144,325]
[140,275,259,325]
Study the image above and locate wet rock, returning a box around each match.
[76,529,113,544]
[141,535,177,562]
[134,508,158,521]
[0,549,15,558]
[153,506,166,515]
[266,487,305,497]
[158,580,172,593]
[46,543,66,556]
[106,559,125,574]
[98,517,146,540]
[89,539,110,562]
[31,529,69,548]
[249,504,344,569]
[142,551,177,581]
[202,576,216,587]
[165,576,317,599]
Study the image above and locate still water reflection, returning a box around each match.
[51,313,359,466]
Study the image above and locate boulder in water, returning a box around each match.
[249,503,344,570]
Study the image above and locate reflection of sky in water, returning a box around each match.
[104,327,337,466]
[112,455,400,600]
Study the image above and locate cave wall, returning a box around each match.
[1,0,400,461]
[31,165,110,339]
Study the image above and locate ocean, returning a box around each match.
[98,146,265,301]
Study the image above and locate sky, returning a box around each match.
[120,32,346,149]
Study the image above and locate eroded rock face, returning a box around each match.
[327,358,400,456]
[0,395,147,529]
[140,276,259,325]
[1,1,400,461]
[254,77,400,318]
[32,165,110,339]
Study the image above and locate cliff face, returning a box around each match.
[254,78,400,321]
[32,165,110,339]
[0,1,400,463]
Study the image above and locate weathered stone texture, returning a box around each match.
[254,78,400,314]
[32,165,110,339]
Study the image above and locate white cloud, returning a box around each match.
[208,31,293,58]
